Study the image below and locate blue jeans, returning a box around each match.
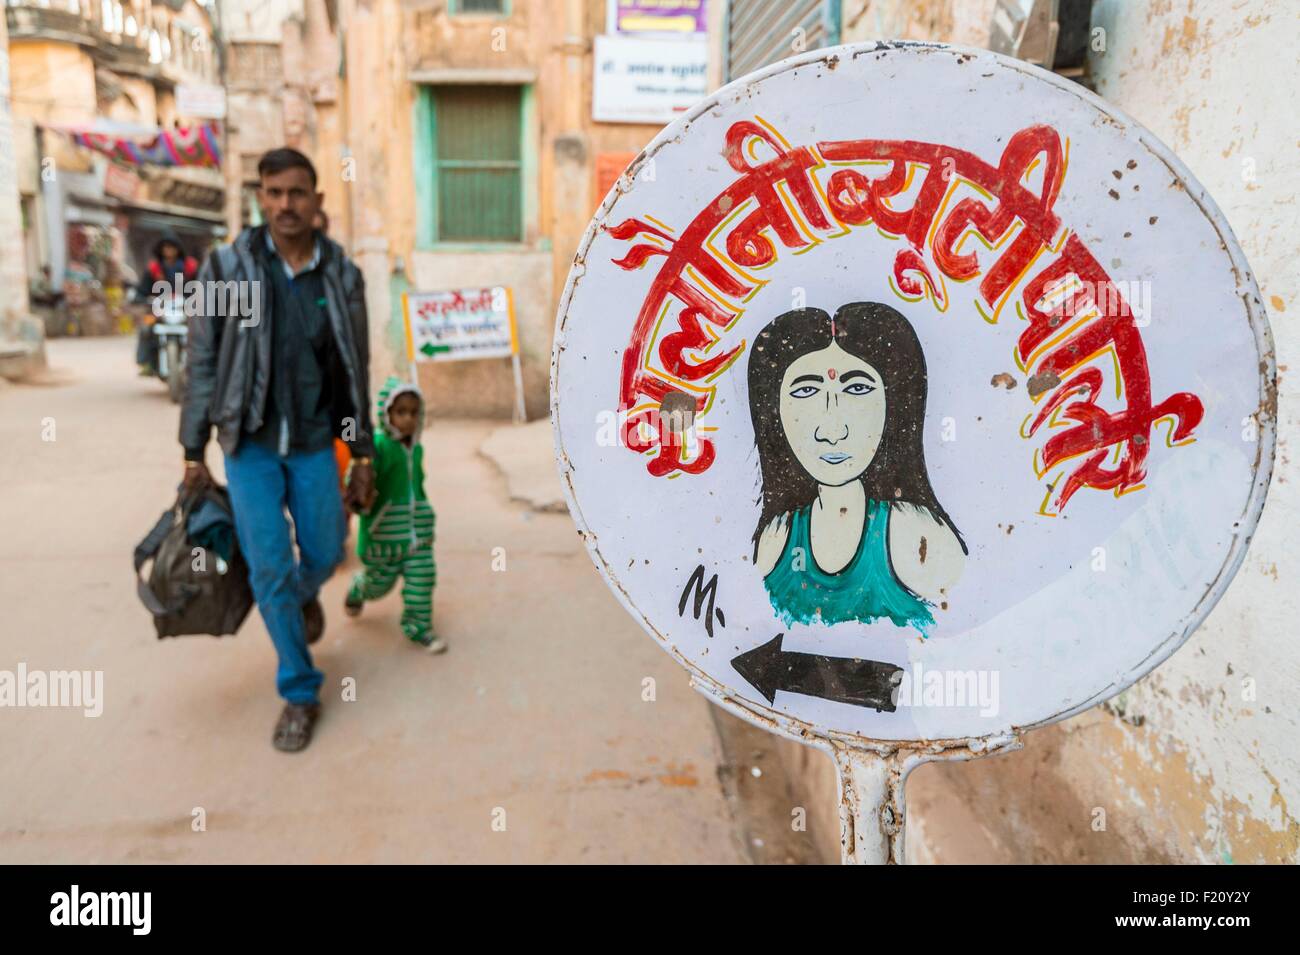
[224,441,345,704]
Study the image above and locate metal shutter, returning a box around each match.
[727,0,840,82]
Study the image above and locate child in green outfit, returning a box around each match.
[344,375,444,652]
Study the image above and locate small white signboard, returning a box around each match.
[403,286,526,421]
[176,83,227,120]
[592,33,708,124]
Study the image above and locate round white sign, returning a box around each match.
[551,42,1275,744]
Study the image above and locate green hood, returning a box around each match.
[375,375,425,443]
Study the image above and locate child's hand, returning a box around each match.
[345,460,376,514]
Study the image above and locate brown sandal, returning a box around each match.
[272,702,321,752]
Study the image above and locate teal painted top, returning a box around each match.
[763,499,935,635]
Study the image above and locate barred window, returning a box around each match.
[453,0,507,14]
[431,85,523,243]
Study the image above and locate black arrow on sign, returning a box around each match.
[731,634,903,712]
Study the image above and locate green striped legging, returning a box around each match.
[348,544,437,642]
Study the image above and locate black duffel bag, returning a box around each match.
[133,483,254,638]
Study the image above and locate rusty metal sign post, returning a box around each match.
[551,42,1275,864]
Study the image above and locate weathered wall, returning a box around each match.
[225,0,667,416]
[841,0,954,43]
[224,0,306,43]
[0,13,30,324]
[927,0,1298,866]
[769,0,1298,864]
[337,0,412,397]
[105,75,158,127]
[334,0,662,418]
[840,0,997,46]
[221,0,340,238]
[409,249,553,419]
[222,38,286,233]
[7,40,96,126]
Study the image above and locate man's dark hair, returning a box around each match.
[257,147,317,188]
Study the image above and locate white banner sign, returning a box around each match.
[592,34,708,124]
[403,287,518,363]
[176,84,227,120]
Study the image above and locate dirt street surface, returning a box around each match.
[0,338,749,863]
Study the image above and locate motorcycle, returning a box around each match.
[153,295,188,404]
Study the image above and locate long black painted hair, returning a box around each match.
[748,301,966,557]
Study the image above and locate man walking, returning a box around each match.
[180,148,376,752]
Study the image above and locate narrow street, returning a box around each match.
[0,0,1289,888]
[0,338,746,863]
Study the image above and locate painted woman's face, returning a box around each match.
[778,342,886,486]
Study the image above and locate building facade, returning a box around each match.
[5,0,225,333]
[222,0,672,419]
[0,9,29,323]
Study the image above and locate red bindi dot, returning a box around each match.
[827,368,837,380]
